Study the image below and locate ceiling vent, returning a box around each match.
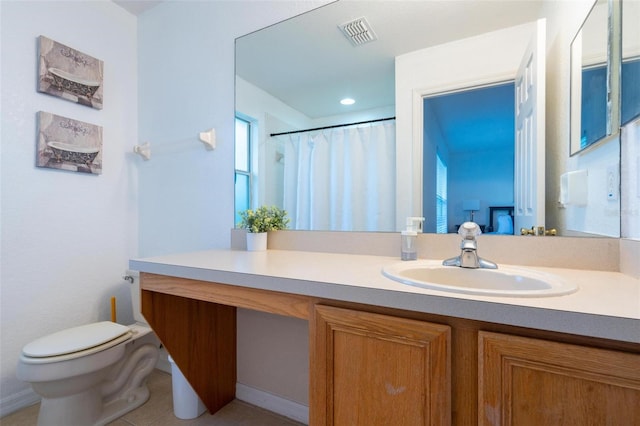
[339,17,377,46]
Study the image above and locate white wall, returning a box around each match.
[137,1,328,258]
[136,0,329,419]
[236,76,314,209]
[448,148,514,230]
[543,0,595,232]
[620,118,640,239]
[564,137,620,237]
[0,0,138,415]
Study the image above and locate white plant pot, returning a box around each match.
[246,232,267,251]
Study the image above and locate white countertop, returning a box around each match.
[130,249,640,343]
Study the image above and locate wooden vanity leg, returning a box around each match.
[141,289,237,414]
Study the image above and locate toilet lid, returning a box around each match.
[22,321,131,358]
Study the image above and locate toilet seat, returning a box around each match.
[21,321,132,364]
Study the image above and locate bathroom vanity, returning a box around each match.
[130,249,640,425]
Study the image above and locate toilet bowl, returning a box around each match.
[16,272,160,426]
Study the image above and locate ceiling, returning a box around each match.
[112,0,542,153]
[112,0,163,16]
[237,1,544,154]
[236,0,544,119]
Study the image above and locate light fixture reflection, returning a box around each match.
[340,98,355,105]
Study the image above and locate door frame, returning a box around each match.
[411,73,516,229]
[421,80,516,234]
[395,20,540,232]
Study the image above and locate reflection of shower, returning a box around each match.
[273,120,396,232]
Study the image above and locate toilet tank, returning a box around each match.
[126,270,147,324]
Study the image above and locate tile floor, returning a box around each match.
[1,370,304,426]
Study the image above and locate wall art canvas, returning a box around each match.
[37,36,104,109]
[36,111,103,175]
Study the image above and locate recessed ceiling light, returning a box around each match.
[340,98,355,105]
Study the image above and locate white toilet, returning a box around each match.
[16,272,160,426]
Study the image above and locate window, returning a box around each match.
[235,117,251,226]
[436,152,448,233]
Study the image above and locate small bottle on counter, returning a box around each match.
[401,217,424,261]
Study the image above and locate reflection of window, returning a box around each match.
[580,64,607,149]
[235,117,251,225]
[580,58,640,148]
[622,58,640,125]
[436,152,447,234]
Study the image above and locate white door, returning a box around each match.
[514,19,546,233]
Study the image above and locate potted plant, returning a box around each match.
[237,206,289,251]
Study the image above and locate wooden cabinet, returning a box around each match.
[311,305,451,426]
[141,289,237,413]
[479,331,640,425]
[140,273,640,425]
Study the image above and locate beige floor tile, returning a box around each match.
[196,400,303,426]
[1,370,305,426]
[0,402,39,426]
[105,419,133,426]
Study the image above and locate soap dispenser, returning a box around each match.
[401,217,425,261]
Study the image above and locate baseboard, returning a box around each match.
[235,383,309,425]
[2,370,307,423]
[0,387,40,418]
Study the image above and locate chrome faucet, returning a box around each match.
[443,222,497,269]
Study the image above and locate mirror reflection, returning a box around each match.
[235,0,541,234]
[423,83,515,234]
[235,0,630,237]
[621,0,640,126]
[620,0,640,240]
[570,0,609,152]
[571,0,640,154]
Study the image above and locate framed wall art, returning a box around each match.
[37,36,104,109]
[36,111,103,175]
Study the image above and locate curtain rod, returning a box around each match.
[269,116,395,137]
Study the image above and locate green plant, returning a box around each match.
[237,206,289,233]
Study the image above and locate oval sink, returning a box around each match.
[382,260,578,297]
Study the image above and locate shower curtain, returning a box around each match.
[276,120,396,232]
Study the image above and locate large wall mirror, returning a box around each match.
[235,0,634,238]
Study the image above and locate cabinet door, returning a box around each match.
[311,305,451,426]
[479,331,640,426]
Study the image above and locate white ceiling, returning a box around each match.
[113,0,543,153]
[236,0,545,119]
[112,0,163,16]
